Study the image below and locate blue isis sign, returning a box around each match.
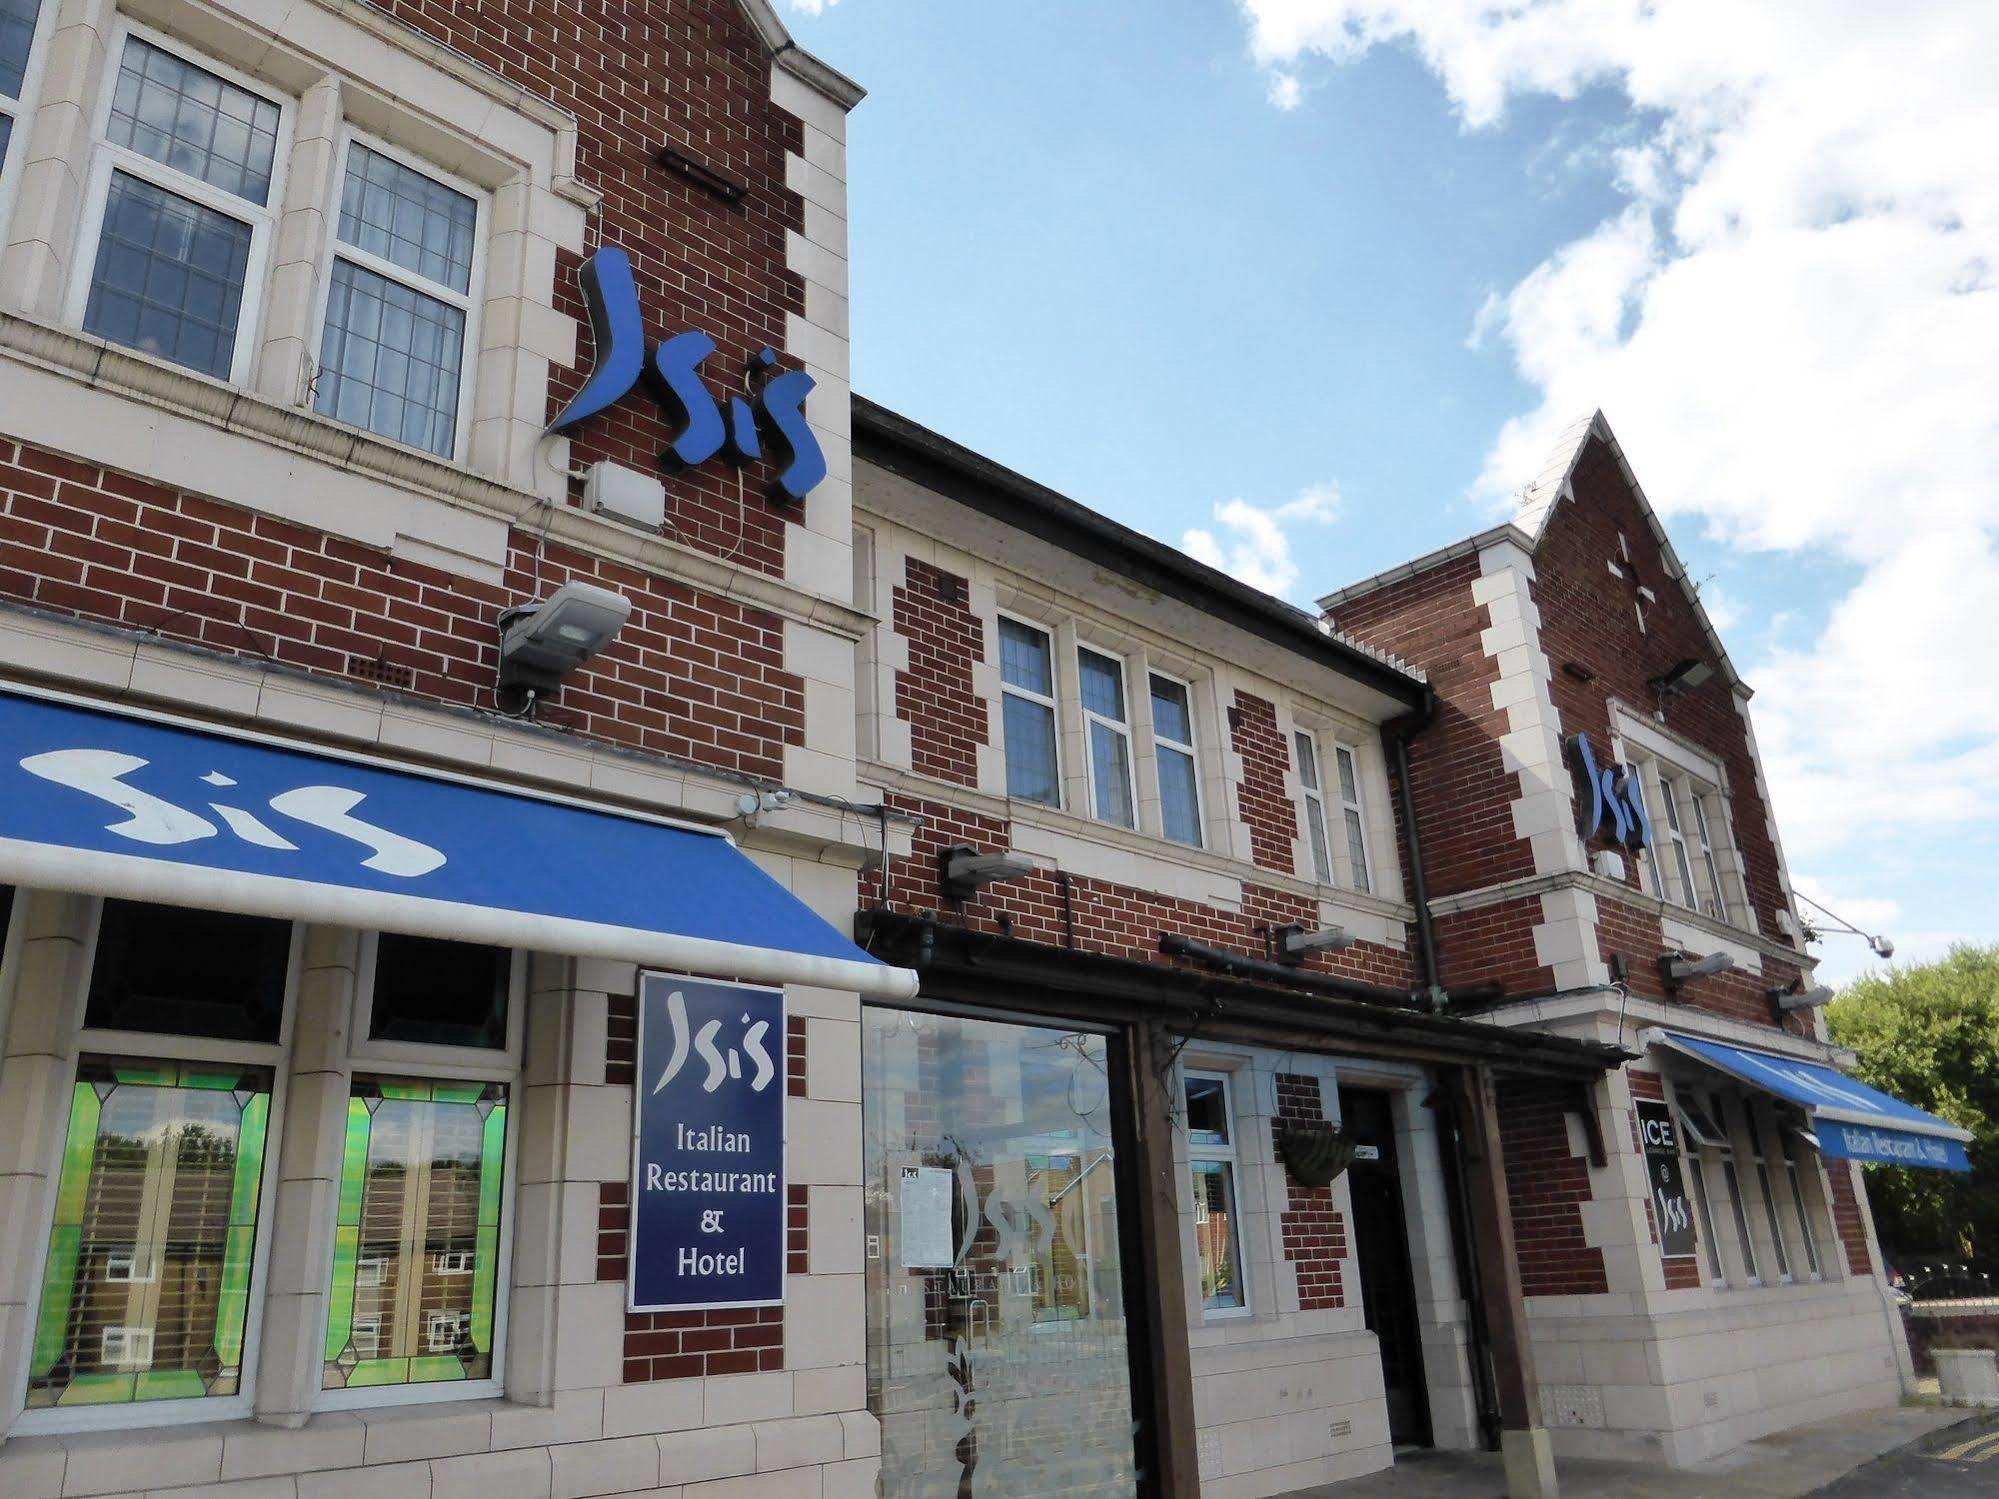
[630,973,786,1311]
[1569,733,1652,853]
[548,246,827,503]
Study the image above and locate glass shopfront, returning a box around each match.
[864,1008,1146,1498]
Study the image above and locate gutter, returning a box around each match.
[1384,687,1447,1008]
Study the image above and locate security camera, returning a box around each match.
[1279,925,1355,963]
[1658,949,1736,996]
[498,581,632,695]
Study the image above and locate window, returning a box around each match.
[76,31,284,382]
[1295,731,1334,885]
[1782,1132,1824,1279]
[1631,751,1737,922]
[1712,1092,1760,1284]
[1674,1090,1727,1285]
[1688,794,1727,921]
[1149,674,1202,847]
[1184,1072,1248,1316]
[999,616,1060,806]
[85,900,292,1044]
[1078,648,1135,829]
[0,0,45,180]
[314,141,481,458]
[27,1056,274,1409]
[1749,1111,1793,1283]
[1335,746,1372,895]
[322,934,518,1400]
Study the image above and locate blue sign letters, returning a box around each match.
[1569,733,1652,853]
[631,973,787,1311]
[549,247,828,504]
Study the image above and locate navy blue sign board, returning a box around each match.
[630,972,787,1311]
[1635,1100,1698,1259]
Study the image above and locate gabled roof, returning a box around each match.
[733,0,866,111]
[1319,411,1747,695]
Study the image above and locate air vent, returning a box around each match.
[349,656,417,692]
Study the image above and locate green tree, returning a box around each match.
[1827,945,1999,1273]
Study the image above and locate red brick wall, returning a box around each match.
[1431,896,1554,996]
[1497,1079,1608,1297]
[1230,691,1299,875]
[600,989,808,1379]
[0,443,806,778]
[1274,1073,1346,1310]
[359,0,817,577]
[860,794,1416,991]
[894,559,987,787]
[1827,1163,1875,1277]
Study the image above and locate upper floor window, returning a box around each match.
[1184,1072,1248,1316]
[1642,765,1730,920]
[999,616,1060,807]
[0,0,45,177]
[1078,647,1136,829]
[74,31,285,383]
[1295,730,1372,893]
[314,141,483,459]
[1149,673,1202,847]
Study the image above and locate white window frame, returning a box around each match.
[103,1249,156,1285]
[317,934,524,1413]
[1147,668,1204,849]
[1294,728,1335,886]
[1184,1069,1252,1320]
[11,899,301,1436]
[1333,743,1374,895]
[0,0,60,237]
[1671,1088,1729,1287]
[308,127,488,462]
[1748,1105,1794,1284]
[1710,1090,1761,1287]
[997,610,1062,809]
[1781,1130,1826,1281]
[64,19,294,387]
[1076,644,1137,830]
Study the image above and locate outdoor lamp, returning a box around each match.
[1658,949,1735,999]
[497,581,633,709]
[938,845,1036,903]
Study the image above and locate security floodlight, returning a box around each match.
[1658,949,1735,998]
[1793,892,1896,964]
[497,581,632,701]
[1869,934,1896,960]
[1648,658,1715,697]
[1769,981,1836,1019]
[1278,924,1355,964]
[939,845,1036,903]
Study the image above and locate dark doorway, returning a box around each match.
[1340,1087,1433,1449]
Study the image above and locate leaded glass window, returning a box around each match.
[83,34,282,381]
[1150,674,1202,847]
[0,0,45,172]
[999,616,1060,806]
[1078,648,1135,829]
[315,143,479,459]
[26,1058,271,1408]
[323,1077,508,1390]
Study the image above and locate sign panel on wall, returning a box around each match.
[1635,1099,1699,1260]
[630,973,786,1311]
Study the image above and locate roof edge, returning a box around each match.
[852,397,1431,708]
[738,0,867,111]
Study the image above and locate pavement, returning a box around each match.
[1282,1403,1988,1498]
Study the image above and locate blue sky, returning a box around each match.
[787,0,1999,986]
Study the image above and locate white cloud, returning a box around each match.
[787,0,836,13]
[1268,73,1304,110]
[1183,484,1342,600]
[1239,0,1999,886]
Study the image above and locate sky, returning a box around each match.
[783,0,1999,987]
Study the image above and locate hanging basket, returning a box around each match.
[1276,1120,1359,1189]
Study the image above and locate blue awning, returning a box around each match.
[0,685,916,999]
[1657,1031,1972,1173]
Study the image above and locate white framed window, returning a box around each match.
[1334,745,1373,895]
[67,22,291,384]
[19,899,298,1431]
[998,614,1061,807]
[320,934,521,1409]
[1295,730,1334,885]
[1781,1131,1825,1280]
[311,132,485,459]
[1183,1071,1249,1318]
[1632,758,1738,921]
[0,0,55,222]
[1077,646,1136,829]
[1748,1108,1794,1283]
[1149,672,1203,847]
[1672,1090,1728,1286]
[1711,1091,1761,1285]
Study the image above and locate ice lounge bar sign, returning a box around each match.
[630,973,786,1311]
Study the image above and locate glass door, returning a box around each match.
[864,1009,1145,1499]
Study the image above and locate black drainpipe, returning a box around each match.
[1384,685,1445,1010]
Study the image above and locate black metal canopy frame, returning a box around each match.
[856,910,1631,1081]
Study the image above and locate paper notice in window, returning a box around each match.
[898,1165,955,1269]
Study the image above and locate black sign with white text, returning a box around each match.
[1636,1099,1699,1260]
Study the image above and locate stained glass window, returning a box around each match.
[323,1077,507,1390]
[26,1058,271,1408]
